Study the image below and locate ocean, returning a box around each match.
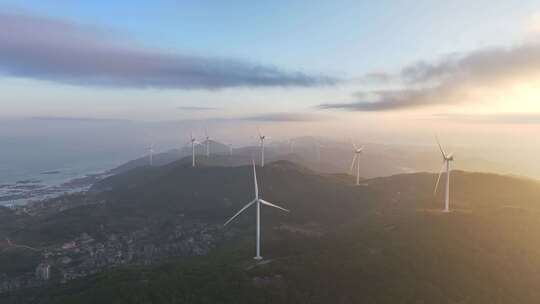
[0,118,154,206]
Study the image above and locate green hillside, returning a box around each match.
[2,161,540,303]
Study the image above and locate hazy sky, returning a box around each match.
[1,1,539,155]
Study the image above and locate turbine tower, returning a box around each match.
[434,138,454,212]
[188,133,200,167]
[349,143,364,185]
[258,129,269,167]
[148,143,154,166]
[224,160,289,260]
[204,128,210,157]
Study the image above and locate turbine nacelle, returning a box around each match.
[352,142,364,154]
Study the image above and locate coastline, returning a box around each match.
[0,169,113,207]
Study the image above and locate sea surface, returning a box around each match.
[0,143,133,206]
[0,118,152,206]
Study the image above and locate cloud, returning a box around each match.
[319,87,454,111]
[320,42,540,111]
[0,11,336,89]
[434,113,540,124]
[239,112,328,122]
[31,116,128,123]
[177,106,219,111]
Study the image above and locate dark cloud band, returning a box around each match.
[239,112,327,122]
[0,11,336,89]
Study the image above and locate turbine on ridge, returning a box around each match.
[204,128,211,157]
[224,160,289,260]
[433,137,454,213]
[187,133,201,167]
[258,128,270,167]
[148,143,154,166]
[349,143,364,185]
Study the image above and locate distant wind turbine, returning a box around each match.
[148,143,154,166]
[188,133,201,167]
[349,143,364,185]
[224,160,289,260]
[434,137,454,213]
[204,128,211,157]
[258,129,269,167]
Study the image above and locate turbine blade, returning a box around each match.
[433,162,445,195]
[260,199,289,212]
[224,200,257,226]
[349,154,358,174]
[436,136,447,158]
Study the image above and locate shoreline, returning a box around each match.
[0,170,112,207]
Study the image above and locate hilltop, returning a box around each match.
[1,160,540,303]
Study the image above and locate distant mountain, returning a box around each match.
[272,136,529,179]
[109,135,525,183]
[109,140,234,174]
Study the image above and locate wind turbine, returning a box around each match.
[349,143,364,185]
[148,143,154,166]
[204,128,210,157]
[224,160,289,260]
[188,133,201,167]
[434,137,454,213]
[258,129,269,167]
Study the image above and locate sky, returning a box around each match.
[1,1,540,171]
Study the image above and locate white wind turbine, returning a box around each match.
[224,160,289,260]
[349,143,364,185]
[258,129,269,167]
[434,137,454,213]
[148,143,154,166]
[188,133,201,167]
[204,128,211,157]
